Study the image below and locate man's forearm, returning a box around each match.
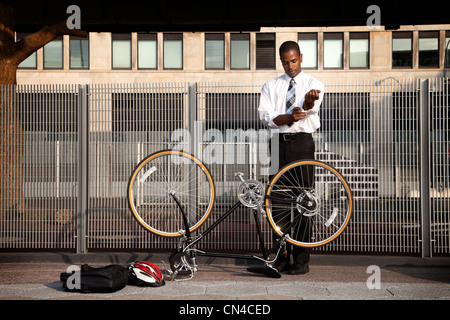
[273,114,294,126]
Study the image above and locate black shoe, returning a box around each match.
[287,263,309,275]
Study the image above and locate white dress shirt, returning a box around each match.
[258,72,324,134]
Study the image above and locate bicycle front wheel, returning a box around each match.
[265,160,352,248]
[127,150,215,237]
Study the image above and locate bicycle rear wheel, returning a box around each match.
[127,150,215,237]
[265,160,352,248]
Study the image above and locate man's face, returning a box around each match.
[280,50,302,78]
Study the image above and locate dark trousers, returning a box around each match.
[270,132,315,265]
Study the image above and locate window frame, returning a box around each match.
[16,33,37,69]
[111,33,132,70]
[446,31,450,69]
[392,31,413,69]
[69,35,90,70]
[349,32,370,69]
[205,33,225,70]
[323,32,344,70]
[43,36,64,70]
[418,31,440,69]
[137,33,158,70]
[255,33,276,70]
[163,33,183,70]
[230,33,250,70]
[298,32,318,70]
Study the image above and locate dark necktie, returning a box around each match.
[286,78,296,126]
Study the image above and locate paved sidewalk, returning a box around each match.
[0,252,449,301]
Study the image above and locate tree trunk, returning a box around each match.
[0,3,23,215]
[0,81,24,213]
[0,3,87,221]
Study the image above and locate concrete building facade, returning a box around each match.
[16,25,450,85]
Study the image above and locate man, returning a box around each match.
[258,41,324,275]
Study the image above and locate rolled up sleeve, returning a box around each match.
[258,82,281,129]
[307,80,324,115]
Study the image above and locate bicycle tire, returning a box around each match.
[265,160,352,248]
[127,150,215,237]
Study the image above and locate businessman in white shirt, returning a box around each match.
[258,41,324,275]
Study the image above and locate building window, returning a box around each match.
[446,31,450,69]
[138,33,157,69]
[256,33,276,70]
[70,35,89,69]
[231,33,250,69]
[392,32,413,68]
[349,32,369,69]
[323,33,343,69]
[16,33,37,69]
[419,31,439,68]
[163,33,183,69]
[18,52,37,69]
[205,33,225,69]
[112,34,132,69]
[44,36,63,69]
[298,33,317,69]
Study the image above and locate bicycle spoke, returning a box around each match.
[266,160,352,247]
[128,151,214,237]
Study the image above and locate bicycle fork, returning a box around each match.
[169,190,192,239]
[165,190,199,280]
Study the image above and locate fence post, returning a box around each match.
[77,84,89,254]
[419,79,431,258]
[188,82,201,160]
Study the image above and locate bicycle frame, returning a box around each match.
[169,189,303,266]
[163,164,331,281]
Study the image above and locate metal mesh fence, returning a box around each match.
[1,84,78,249]
[0,79,448,256]
[429,78,450,255]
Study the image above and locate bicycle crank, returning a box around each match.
[236,177,265,209]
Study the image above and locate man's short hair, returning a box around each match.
[279,41,301,57]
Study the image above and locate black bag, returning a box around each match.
[60,264,130,293]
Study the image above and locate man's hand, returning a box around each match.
[273,106,307,126]
[291,107,307,122]
[303,89,321,110]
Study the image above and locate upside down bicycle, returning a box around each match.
[127,149,352,279]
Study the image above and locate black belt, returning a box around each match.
[279,132,311,142]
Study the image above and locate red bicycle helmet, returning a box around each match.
[128,261,165,287]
